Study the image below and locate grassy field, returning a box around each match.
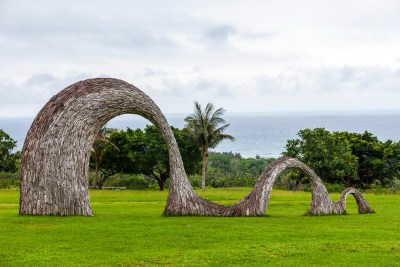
[0,188,399,266]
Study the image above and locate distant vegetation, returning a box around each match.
[189,152,274,188]
[1,126,400,193]
[87,151,273,190]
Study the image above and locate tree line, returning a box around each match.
[283,128,400,189]
[90,125,202,190]
[89,101,235,190]
[1,109,400,192]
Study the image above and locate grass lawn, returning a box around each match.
[0,188,399,266]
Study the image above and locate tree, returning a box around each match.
[130,126,170,191]
[90,128,142,189]
[0,129,18,173]
[284,128,400,188]
[90,125,201,191]
[184,102,235,191]
[130,125,201,191]
[283,128,358,187]
[382,140,400,186]
[91,126,118,189]
[336,131,400,187]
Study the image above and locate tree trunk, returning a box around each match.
[94,157,99,189]
[201,148,208,192]
[97,175,106,190]
[157,179,164,191]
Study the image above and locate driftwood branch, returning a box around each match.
[19,78,374,216]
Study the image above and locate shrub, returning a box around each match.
[0,172,20,189]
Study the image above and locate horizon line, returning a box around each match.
[1,108,400,119]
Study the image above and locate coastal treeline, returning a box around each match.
[283,128,400,190]
[1,126,400,192]
[90,126,400,192]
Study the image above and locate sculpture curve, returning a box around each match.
[336,187,374,214]
[19,78,374,216]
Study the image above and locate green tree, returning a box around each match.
[91,125,201,191]
[0,129,18,173]
[382,140,400,186]
[283,128,359,186]
[130,126,170,191]
[337,131,399,187]
[91,128,141,189]
[185,102,235,191]
[284,128,400,188]
[91,126,118,189]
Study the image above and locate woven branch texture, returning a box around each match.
[19,78,374,216]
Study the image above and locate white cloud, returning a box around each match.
[1,0,400,117]
[253,66,400,95]
[0,72,94,117]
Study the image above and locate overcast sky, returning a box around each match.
[1,0,400,117]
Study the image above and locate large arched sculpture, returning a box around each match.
[19,78,374,216]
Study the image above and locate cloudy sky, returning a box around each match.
[1,0,400,117]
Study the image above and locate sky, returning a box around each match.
[1,0,400,118]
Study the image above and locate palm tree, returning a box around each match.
[185,102,235,191]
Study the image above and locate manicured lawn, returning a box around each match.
[0,188,399,266]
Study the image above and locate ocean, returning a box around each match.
[2,111,400,158]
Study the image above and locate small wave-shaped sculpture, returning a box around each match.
[19,78,374,216]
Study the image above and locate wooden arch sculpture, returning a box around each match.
[19,78,374,216]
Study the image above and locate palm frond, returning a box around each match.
[185,101,234,151]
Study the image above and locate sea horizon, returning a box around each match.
[1,110,400,158]
[2,108,400,119]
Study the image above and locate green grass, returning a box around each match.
[1,188,399,266]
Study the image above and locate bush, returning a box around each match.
[388,179,400,194]
[188,175,202,188]
[89,172,157,190]
[323,183,345,193]
[204,152,274,188]
[0,172,20,189]
[105,174,152,190]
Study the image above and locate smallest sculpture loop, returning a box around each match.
[19,78,374,216]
